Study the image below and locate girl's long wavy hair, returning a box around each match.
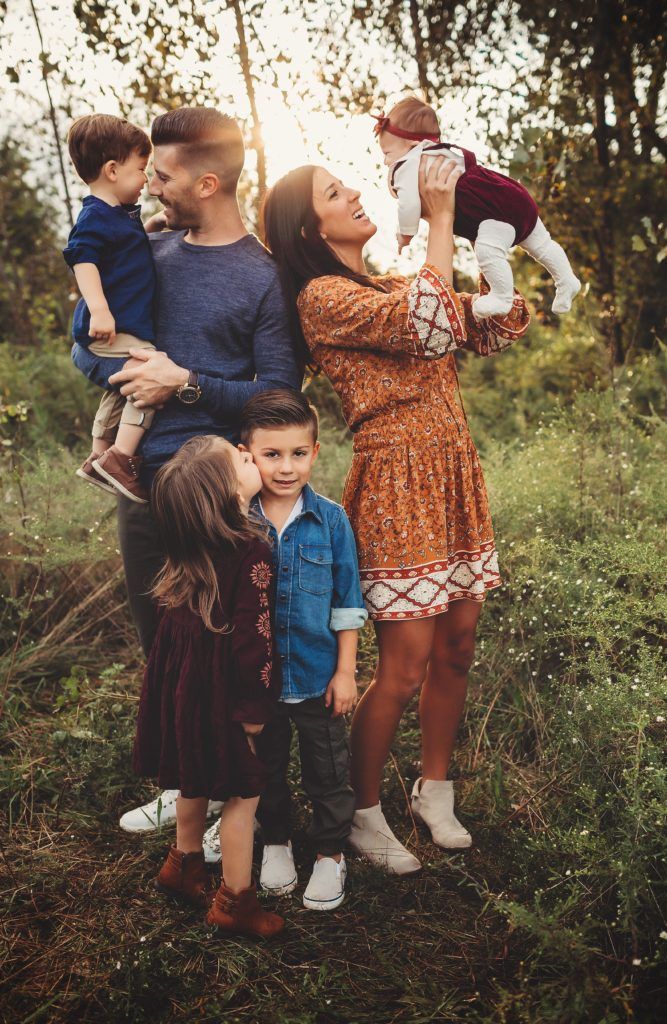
[151,435,266,632]
[261,164,389,363]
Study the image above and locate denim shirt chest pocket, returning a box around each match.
[298,544,333,596]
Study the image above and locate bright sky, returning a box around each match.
[1,0,527,273]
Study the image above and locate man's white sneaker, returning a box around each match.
[349,803,422,875]
[303,855,347,911]
[259,841,298,895]
[411,778,472,849]
[202,819,221,864]
[202,813,262,863]
[118,790,224,833]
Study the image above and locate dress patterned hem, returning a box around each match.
[360,543,501,621]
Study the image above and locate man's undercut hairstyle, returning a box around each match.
[387,96,441,138]
[67,114,151,184]
[151,107,245,194]
[240,389,319,446]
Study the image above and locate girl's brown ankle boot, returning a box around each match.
[155,845,215,908]
[206,880,285,938]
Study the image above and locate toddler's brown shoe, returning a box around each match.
[93,447,149,504]
[76,453,117,495]
[154,845,215,908]
[206,880,285,938]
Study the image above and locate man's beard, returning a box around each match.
[163,198,199,231]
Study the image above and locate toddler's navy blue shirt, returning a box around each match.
[63,195,156,344]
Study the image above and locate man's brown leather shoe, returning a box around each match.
[154,845,215,908]
[206,880,285,938]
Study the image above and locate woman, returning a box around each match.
[262,159,530,874]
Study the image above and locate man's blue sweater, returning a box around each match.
[72,230,302,482]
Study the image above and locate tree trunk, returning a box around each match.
[29,0,74,228]
[408,0,432,102]
[230,0,266,209]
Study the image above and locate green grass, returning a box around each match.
[1,363,666,1023]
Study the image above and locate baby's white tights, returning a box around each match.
[472,217,581,319]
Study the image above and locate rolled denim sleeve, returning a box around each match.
[329,509,368,632]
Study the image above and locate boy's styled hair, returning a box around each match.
[151,107,245,195]
[151,435,266,632]
[67,114,151,184]
[240,389,319,445]
[386,96,441,139]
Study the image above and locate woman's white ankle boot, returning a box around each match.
[349,803,422,875]
[411,778,472,849]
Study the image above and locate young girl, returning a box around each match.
[132,434,285,938]
[375,95,581,319]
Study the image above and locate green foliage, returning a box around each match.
[454,388,667,1021]
[0,136,72,346]
[1,373,665,1022]
[499,0,667,362]
[0,338,98,452]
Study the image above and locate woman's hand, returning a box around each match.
[419,156,461,224]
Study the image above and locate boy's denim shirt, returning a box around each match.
[253,484,367,700]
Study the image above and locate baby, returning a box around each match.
[375,96,581,319]
[64,114,158,504]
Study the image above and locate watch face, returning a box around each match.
[178,386,199,404]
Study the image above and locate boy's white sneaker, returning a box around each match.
[119,790,223,833]
[259,841,298,895]
[303,855,347,911]
[411,777,472,849]
[349,803,422,875]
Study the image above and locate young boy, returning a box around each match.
[205,389,367,910]
[64,113,158,503]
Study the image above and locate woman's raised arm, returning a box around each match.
[298,264,468,360]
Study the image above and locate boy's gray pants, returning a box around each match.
[255,696,355,857]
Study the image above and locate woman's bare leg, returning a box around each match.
[419,599,482,780]
[175,795,208,853]
[350,617,436,809]
[219,795,260,893]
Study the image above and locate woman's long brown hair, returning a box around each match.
[151,435,266,632]
[261,164,389,362]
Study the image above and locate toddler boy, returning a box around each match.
[64,113,157,503]
[211,388,367,910]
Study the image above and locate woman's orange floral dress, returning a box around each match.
[297,264,530,621]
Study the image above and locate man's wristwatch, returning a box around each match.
[176,370,202,405]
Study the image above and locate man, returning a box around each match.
[73,107,301,830]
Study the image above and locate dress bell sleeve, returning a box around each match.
[229,550,281,725]
[458,278,531,355]
[297,264,468,360]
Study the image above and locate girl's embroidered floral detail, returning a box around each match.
[256,610,272,639]
[250,561,272,589]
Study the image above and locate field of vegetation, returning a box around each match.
[1,319,665,1022]
[1,1,665,1014]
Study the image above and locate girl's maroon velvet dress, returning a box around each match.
[132,537,281,800]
